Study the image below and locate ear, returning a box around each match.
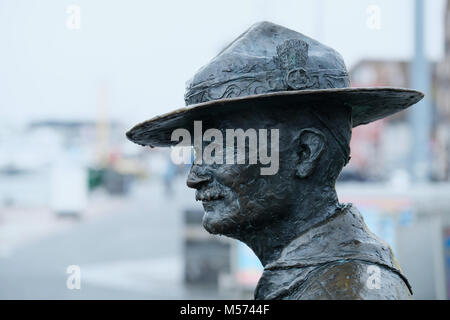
[296,128,326,179]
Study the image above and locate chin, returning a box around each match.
[202,210,227,235]
[201,205,238,236]
[202,216,221,235]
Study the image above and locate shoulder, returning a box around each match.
[287,260,412,300]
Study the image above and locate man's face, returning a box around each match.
[186,128,298,238]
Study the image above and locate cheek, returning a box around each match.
[212,165,261,215]
[215,164,260,188]
[243,176,294,218]
[234,175,269,218]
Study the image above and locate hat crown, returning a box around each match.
[185,21,350,106]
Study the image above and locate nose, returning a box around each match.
[186,165,211,189]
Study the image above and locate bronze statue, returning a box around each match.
[127,22,423,299]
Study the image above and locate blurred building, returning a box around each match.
[0,119,142,207]
[346,60,438,182]
[28,120,126,165]
[435,0,450,181]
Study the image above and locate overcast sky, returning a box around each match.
[0,0,446,127]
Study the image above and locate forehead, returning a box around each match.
[205,112,295,131]
[206,102,323,129]
[191,116,302,153]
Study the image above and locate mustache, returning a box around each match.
[195,185,227,202]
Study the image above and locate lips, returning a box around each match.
[195,190,225,202]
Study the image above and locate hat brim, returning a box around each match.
[126,87,424,147]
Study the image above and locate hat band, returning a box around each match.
[184,69,349,106]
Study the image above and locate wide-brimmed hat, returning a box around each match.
[127,21,423,147]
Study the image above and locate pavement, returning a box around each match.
[0,176,233,299]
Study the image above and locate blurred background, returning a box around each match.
[0,0,449,299]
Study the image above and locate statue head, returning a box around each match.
[126,21,423,263]
[185,102,352,240]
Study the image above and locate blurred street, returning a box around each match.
[0,176,228,299]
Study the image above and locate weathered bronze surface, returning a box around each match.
[127,22,422,299]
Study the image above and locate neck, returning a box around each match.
[238,184,341,266]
